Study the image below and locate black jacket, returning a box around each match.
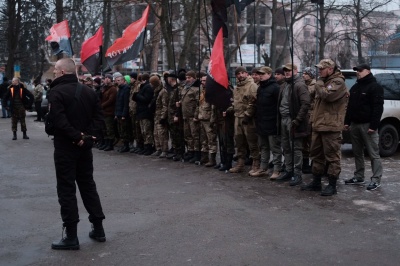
[256,77,280,136]
[115,83,130,118]
[134,81,154,120]
[344,73,384,130]
[48,74,104,150]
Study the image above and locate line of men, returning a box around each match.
[90,58,383,197]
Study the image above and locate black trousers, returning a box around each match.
[54,147,105,227]
[35,101,43,121]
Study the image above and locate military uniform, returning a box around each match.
[169,83,184,159]
[33,83,44,121]
[100,83,117,150]
[154,84,169,156]
[129,80,144,151]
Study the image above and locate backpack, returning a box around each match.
[45,84,82,136]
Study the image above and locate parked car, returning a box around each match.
[341,69,400,157]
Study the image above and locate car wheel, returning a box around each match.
[379,124,399,157]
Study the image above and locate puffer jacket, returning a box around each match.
[344,73,383,130]
[277,74,310,138]
[312,70,348,132]
[180,79,200,119]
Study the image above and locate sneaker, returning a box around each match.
[344,177,365,185]
[366,182,381,191]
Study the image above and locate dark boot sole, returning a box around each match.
[89,235,106,242]
[51,244,80,250]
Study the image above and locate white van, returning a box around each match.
[341,69,400,157]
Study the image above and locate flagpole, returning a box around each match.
[196,0,202,165]
[167,0,177,73]
[233,5,243,66]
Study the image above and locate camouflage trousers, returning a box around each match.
[139,119,154,145]
[130,112,144,145]
[234,117,260,160]
[200,120,217,153]
[104,116,115,140]
[169,120,184,154]
[183,118,200,152]
[154,122,169,152]
[117,117,131,142]
[310,131,342,178]
[11,106,27,132]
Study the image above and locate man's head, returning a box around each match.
[104,74,113,85]
[115,75,126,86]
[235,66,248,82]
[302,67,316,81]
[130,72,138,83]
[251,68,260,83]
[12,77,20,85]
[282,63,298,79]
[274,67,285,83]
[84,77,93,87]
[53,58,75,79]
[256,66,272,81]
[200,75,207,87]
[149,75,161,88]
[185,70,196,84]
[167,72,178,86]
[353,64,371,80]
[315,59,335,78]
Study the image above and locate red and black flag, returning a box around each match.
[205,28,231,111]
[80,26,103,75]
[211,0,228,37]
[105,5,149,67]
[45,20,74,56]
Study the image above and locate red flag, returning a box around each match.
[105,5,149,67]
[205,28,231,111]
[81,26,103,75]
[45,20,73,56]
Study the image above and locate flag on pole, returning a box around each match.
[205,28,231,111]
[45,20,74,56]
[211,0,228,37]
[105,5,149,67]
[81,26,103,75]
[227,0,255,16]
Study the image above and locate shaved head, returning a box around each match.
[54,58,76,78]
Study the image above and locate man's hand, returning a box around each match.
[291,119,300,127]
[367,128,375,134]
[343,125,350,131]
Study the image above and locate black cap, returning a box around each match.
[353,64,371,71]
[130,72,138,79]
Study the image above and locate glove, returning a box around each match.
[291,119,300,127]
[242,116,250,125]
[159,118,167,125]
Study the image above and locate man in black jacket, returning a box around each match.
[49,58,106,250]
[344,64,384,191]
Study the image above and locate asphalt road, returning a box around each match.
[0,112,399,266]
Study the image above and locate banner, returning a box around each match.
[45,20,73,56]
[81,26,103,75]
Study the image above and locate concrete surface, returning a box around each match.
[0,113,399,266]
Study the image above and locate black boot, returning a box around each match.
[189,151,201,163]
[219,153,233,171]
[98,140,107,150]
[51,226,80,250]
[289,174,303,186]
[119,141,130,153]
[216,152,226,169]
[22,131,29,139]
[301,175,322,191]
[302,158,312,174]
[89,221,106,242]
[143,144,154,156]
[12,131,17,140]
[276,171,293,182]
[183,151,194,162]
[103,140,114,151]
[321,176,337,196]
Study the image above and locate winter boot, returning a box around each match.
[229,158,245,173]
[189,151,201,163]
[133,143,144,154]
[183,151,194,162]
[103,140,114,151]
[205,153,217,167]
[301,175,322,191]
[151,150,162,156]
[22,131,29,139]
[173,153,183,161]
[215,152,226,169]
[302,158,312,174]
[199,152,209,165]
[321,175,338,196]
[248,159,260,176]
[119,141,130,153]
[143,144,154,156]
[12,131,17,140]
[89,221,106,242]
[98,140,108,150]
[51,226,80,250]
[276,171,293,182]
[289,174,303,186]
[220,153,233,171]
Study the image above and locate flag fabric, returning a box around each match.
[227,0,255,16]
[81,26,103,75]
[45,20,74,56]
[211,0,228,37]
[105,5,149,67]
[205,28,231,111]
